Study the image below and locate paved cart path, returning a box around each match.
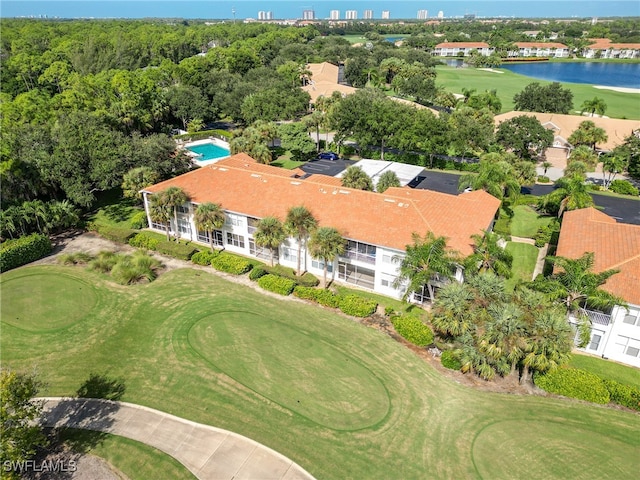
[40,397,316,480]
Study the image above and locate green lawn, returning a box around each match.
[505,242,539,290]
[58,429,196,480]
[509,205,554,238]
[435,65,640,119]
[569,353,640,389]
[2,265,639,479]
[271,157,307,170]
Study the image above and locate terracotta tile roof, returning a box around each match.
[556,208,640,305]
[495,111,640,151]
[515,42,568,49]
[216,154,298,177]
[588,38,640,49]
[144,154,500,255]
[435,42,490,49]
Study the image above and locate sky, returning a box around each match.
[2,1,639,20]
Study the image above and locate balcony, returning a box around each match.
[582,309,611,326]
[343,250,376,265]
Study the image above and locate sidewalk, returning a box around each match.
[40,397,316,480]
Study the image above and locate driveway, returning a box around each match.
[300,157,355,178]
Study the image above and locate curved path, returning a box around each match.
[39,397,316,480]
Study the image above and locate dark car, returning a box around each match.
[317,152,340,161]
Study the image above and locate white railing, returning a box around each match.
[582,309,611,326]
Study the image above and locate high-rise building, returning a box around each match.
[330,10,340,20]
[381,10,390,19]
[437,11,444,18]
[345,10,358,20]
[257,11,272,20]
[302,9,315,20]
[417,9,428,20]
[363,9,373,19]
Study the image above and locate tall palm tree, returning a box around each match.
[254,216,286,266]
[148,192,173,241]
[194,202,225,252]
[458,155,520,200]
[304,111,324,153]
[542,174,594,217]
[341,166,373,191]
[568,120,608,151]
[481,302,527,376]
[431,282,475,337]
[394,231,460,303]
[541,161,552,177]
[602,155,625,190]
[307,227,345,288]
[568,145,598,170]
[284,206,318,276]
[464,230,513,278]
[163,186,189,241]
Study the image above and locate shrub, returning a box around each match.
[129,211,148,229]
[609,179,639,196]
[129,232,160,251]
[391,315,434,347]
[293,286,317,301]
[603,379,640,411]
[493,216,511,236]
[110,251,162,285]
[264,264,319,287]
[88,251,121,273]
[293,286,340,307]
[155,240,198,261]
[0,234,52,272]
[57,252,94,265]
[537,175,551,183]
[534,367,610,404]
[257,274,296,296]
[191,250,218,266]
[384,305,396,316]
[249,266,268,281]
[95,225,136,244]
[441,350,462,370]
[534,220,560,248]
[211,252,253,275]
[338,294,377,317]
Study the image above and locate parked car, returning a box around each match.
[317,152,340,161]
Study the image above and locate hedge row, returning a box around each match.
[93,224,136,244]
[264,265,319,287]
[441,350,462,370]
[293,286,340,308]
[191,250,217,266]
[337,294,377,318]
[210,252,253,275]
[534,367,610,404]
[257,274,296,296]
[249,266,268,281]
[129,232,160,250]
[390,315,434,347]
[603,379,640,411]
[0,234,52,272]
[609,179,639,196]
[128,232,198,260]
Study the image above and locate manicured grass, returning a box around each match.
[2,266,639,479]
[59,429,196,480]
[333,284,424,317]
[87,192,144,230]
[569,353,640,389]
[271,157,307,170]
[505,242,539,290]
[509,205,554,238]
[591,189,640,201]
[435,65,640,119]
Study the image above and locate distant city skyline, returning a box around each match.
[3,1,639,20]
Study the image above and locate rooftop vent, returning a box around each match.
[384,198,396,203]
[398,202,404,207]
[251,173,261,178]
[290,181,301,185]
[218,168,228,172]
[338,190,350,195]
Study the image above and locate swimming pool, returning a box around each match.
[186,140,230,164]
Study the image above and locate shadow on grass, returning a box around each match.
[76,372,126,401]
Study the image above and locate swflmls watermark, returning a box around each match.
[3,459,78,474]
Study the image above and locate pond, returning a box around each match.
[500,62,640,88]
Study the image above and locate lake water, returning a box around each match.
[500,62,640,89]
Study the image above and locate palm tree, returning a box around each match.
[303,111,324,152]
[541,161,553,177]
[602,155,626,190]
[254,216,286,266]
[568,120,608,151]
[307,227,345,288]
[376,170,401,193]
[549,174,594,217]
[284,206,318,276]
[458,155,520,200]
[464,230,513,278]
[194,202,225,252]
[163,186,189,241]
[341,166,373,191]
[431,282,475,337]
[481,302,527,376]
[394,231,460,303]
[148,192,173,241]
[563,160,588,179]
[580,97,607,117]
[122,167,159,203]
[568,145,598,170]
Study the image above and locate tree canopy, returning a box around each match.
[513,82,574,114]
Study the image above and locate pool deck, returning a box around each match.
[182,137,231,166]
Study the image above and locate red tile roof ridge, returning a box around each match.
[608,252,640,272]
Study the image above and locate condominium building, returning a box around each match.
[345,10,358,20]
[142,154,500,302]
[302,9,315,20]
[417,9,428,20]
[381,10,390,19]
[437,10,444,18]
[330,10,340,20]
[363,9,373,19]
[257,11,272,20]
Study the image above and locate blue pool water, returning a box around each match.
[500,62,640,89]
[187,142,230,162]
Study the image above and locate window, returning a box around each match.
[343,240,376,264]
[281,246,297,263]
[380,273,398,289]
[614,335,640,358]
[198,229,223,246]
[382,254,393,264]
[338,262,375,289]
[225,214,242,227]
[177,205,189,214]
[177,218,190,234]
[588,334,601,351]
[247,217,259,234]
[226,232,245,249]
[151,221,168,232]
[249,239,274,261]
[623,309,640,326]
[312,259,333,273]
